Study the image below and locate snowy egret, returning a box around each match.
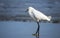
[26,7,51,36]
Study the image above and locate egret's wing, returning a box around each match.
[33,9,50,21]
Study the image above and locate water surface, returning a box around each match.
[0,21,60,38]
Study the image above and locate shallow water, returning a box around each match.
[0,21,60,38]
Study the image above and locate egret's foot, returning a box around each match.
[32,33,40,36]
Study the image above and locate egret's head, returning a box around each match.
[25,7,34,12]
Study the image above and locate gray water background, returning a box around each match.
[0,0,60,17]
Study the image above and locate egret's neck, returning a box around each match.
[29,8,36,13]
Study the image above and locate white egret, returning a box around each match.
[26,7,51,36]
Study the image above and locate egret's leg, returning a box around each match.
[36,22,40,36]
[38,22,40,36]
[32,22,40,36]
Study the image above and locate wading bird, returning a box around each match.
[25,7,51,36]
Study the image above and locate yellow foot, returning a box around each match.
[32,33,40,36]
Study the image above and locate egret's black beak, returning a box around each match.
[25,9,28,12]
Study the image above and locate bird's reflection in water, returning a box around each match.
[35,35,39,38]
[32,31,40,38]
[35,32,39,38]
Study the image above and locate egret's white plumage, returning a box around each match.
[26,7,51,35]
[27,7,51,22]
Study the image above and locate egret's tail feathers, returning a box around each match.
[48,16,52,19]
[47,16,52,21]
